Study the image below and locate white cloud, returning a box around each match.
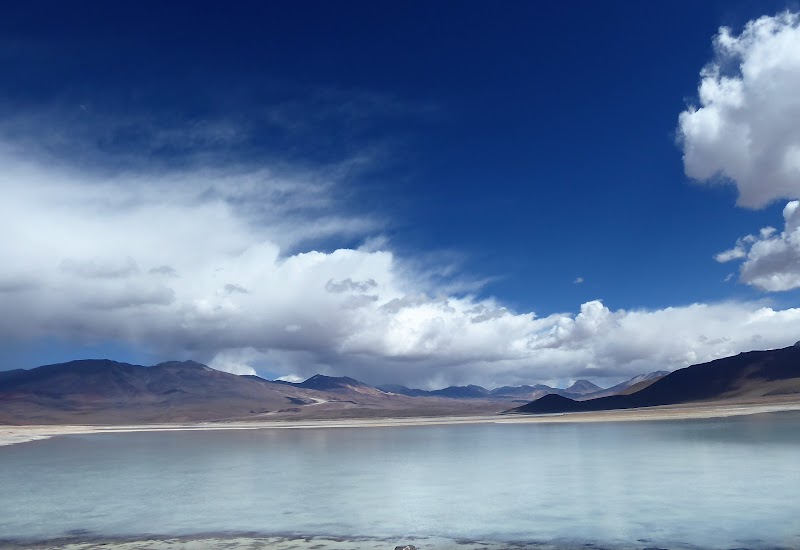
[1,136,799,387]
[573,277,584,284]
[678,11,800,208]
[715,244,748,263]
[680,12,800,294]
[275,374,304,383]
[715,201,800,291]
[208,348,259,376]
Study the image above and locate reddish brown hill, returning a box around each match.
[0,360,510,424]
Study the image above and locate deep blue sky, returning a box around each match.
[1,1,799,378]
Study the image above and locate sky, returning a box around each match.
[1,1,800,388]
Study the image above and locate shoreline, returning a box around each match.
[0,532,740,550]
[0,533,684,550]
[5,530,797,550]
[2,399,800,448]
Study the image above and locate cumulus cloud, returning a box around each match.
[678,11,800,208]
[208,349,259,376]
[716,201,800,291]
[1,135,799,386]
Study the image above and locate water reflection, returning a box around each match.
[1,412,799,548]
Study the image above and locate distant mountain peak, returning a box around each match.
[155,360,212,371]
[298,374,371,390]
[628,371,669,384]
[430,385,490,398]
[376,384,426,397]
[565,379,602,394]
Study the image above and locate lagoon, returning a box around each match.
[1,412,800,549]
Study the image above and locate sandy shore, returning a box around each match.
[2,399,799,447]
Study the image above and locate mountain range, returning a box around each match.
[2,344,797,424]
[0,358,661,424]
[377,375,656,402]
[511,343,800,414]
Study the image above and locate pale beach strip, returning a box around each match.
[3,399,800,448]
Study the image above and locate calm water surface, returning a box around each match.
[2,412,800,548]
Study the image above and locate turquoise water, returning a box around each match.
[1,412,800,548]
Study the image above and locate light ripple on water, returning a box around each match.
[1,412,799,549]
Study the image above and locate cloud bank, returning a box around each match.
[1,141,799,387]
[678,11,800,209]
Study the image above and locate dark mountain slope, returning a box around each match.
[1,359,151,401]
[430,385,490,399]
[583,371,668,399]
[617,374,668,395]
[511,345,800,414]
